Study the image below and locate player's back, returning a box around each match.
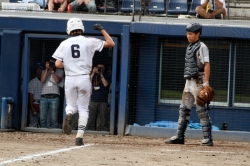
[60,35,103,76]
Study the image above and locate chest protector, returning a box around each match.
[184,40,202,79]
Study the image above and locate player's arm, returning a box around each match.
[101,29,115,48]
[55,59,64,68]
[203,62,210,86]
[92,24,115,48]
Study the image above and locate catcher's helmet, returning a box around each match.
[66,17,85,35]
[186,23,202,34]
[196,86,214,106]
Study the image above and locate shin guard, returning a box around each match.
[176,105,190,139]
[196,105,213,141]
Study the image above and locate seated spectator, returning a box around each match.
[87,63,111,131]
[47,0,68,12]
[68,0,96,13]
[196,0,226,19]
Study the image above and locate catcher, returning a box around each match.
[165,22,214,146]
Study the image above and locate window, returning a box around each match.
[159,38,230,106]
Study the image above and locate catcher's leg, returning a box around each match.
[165,104,190,144]
[196,105,213,146]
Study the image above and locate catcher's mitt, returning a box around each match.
[196,86,214,106]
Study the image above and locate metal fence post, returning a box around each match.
[1,97,14,129]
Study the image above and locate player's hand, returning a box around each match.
[92,24,104,31]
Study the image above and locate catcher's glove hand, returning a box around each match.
[92,24,104,31]
[196,85,214,107]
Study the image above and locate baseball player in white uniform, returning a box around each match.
[52,17,115,146]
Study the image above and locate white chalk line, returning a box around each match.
[0,143,94,165]
[162,149,249,154]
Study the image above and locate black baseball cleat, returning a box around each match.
[75,138,84,146]
[63,113,72,135]
[201,139,213,146]
[164,136,185,144]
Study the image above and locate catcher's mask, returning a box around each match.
[196,86,214,107]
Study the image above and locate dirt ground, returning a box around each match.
[0,131,250,166]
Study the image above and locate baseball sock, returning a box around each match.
[76,116,88,138]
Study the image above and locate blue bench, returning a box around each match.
[188,0,200,15]
[120,0,142,13]
[97,0,119,13]
[168,0,188,15]
[148,0,165,14]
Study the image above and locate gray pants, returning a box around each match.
[176,74,212,140]
[87,102,108,131]
[70,0,97,13]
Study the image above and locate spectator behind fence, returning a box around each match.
[47,0,68,12]
[28,62,44,127]
[196,0,226,19]
[164,23,214,146]
[87,63,111,131]
[68,0,96,13]
[40,58,64,128]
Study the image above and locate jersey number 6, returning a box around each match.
[71,44,80,58]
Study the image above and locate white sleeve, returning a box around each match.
[52,43,64,61]
[91,38,105,52]
[199,43,209,64]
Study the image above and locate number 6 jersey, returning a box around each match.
[52,36,104,76]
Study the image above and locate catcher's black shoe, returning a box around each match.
[75,138,84,146]
[165,136,184,144]
[201,139,213,146]
[63,113,72,135]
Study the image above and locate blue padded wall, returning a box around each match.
[135,35,159,125]
[0,30,22,130]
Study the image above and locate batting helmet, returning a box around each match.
[196,86,214,106]
[186,23,202,34]
[66,17,85,35]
